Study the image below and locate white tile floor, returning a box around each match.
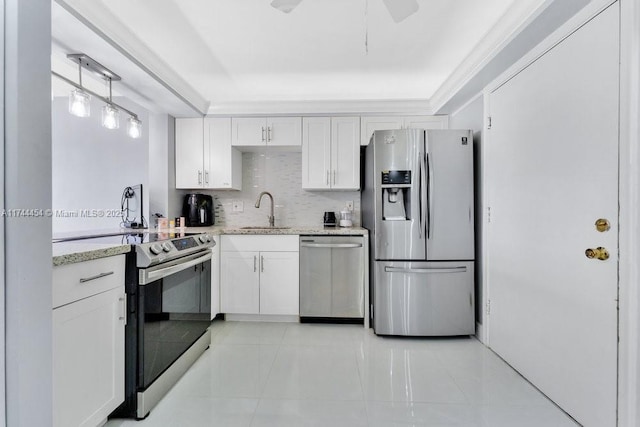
[106,321,579,427]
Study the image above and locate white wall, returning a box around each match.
[449,95,484,327]
[4,0,52,424]
[148,112,170,217]
[172,150,361,228]
[51,96,149,233]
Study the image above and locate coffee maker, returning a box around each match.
[183,194,214,226]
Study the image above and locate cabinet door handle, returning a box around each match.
[326,170,329,185]
[261,255,264,273]
[204,171,209,184]
[261,127,266,143]
[333,170,336,185]
[198,170,203,184]
[253,255,257,272]
[119,295,127,325]
[79,271,114,283]
[267,126,272,142]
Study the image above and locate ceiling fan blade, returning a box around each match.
[270,0,303,13]
[381,0,419,23]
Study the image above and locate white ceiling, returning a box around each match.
[54,0,547,115]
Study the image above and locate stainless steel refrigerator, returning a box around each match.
[362,129,475,336]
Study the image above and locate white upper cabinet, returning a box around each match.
[360,115,449,145]
[205,118,242,190]
[302,117,331,189]
[360,117,403,146]
[302,116,360,190]
[231,117,302,148]
[175,118,204,188]
[175,117,242,190]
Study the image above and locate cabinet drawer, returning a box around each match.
[53,255,125,308]
[221,235,299,252]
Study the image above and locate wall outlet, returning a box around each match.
[232,200,244,212]
[346,200,354,211]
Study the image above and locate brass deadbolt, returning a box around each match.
[585,247,610,261]
[595,219,611,232]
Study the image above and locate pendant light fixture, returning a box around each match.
[127,116,142,139]
[69,88,91,117]
[68,58,91,117]
[101,73,120,129]
[53,53,142,139]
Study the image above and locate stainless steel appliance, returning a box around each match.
[183,193,214,226]
[106,231,216,419]
[362,129,475,336]
[299,235,365,321]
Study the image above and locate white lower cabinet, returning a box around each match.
[220,235,299,316]
[221,251,261,314]
[52,255,125,427]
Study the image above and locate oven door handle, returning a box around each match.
[139,251,213,285]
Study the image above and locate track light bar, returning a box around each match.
[52,70,139,123]
[67,53,121,81]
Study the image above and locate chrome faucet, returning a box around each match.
[255,191,275,227]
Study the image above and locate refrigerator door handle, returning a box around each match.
[384,266,467,274]
[427,152,434,239]
[420,151,427,239]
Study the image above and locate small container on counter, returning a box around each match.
[157,217,169,230]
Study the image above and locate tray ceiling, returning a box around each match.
[54,0,546,114]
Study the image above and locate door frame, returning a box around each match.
[481,0,640,424]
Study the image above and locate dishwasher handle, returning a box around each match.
[300,243,363,249]
[384,266,467,274]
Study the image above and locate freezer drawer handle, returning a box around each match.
[384,266,467,274]
[300,243,363,249]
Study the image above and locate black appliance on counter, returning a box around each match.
[183,193,214,227]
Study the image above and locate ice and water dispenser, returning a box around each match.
[381,170,412,221]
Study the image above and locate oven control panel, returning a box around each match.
[136,233,215,268]
[173,237,199,251]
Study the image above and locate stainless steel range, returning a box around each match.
[102,231,216,420]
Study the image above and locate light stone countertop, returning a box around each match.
[51,226,369,266]
[52,242,131,267]
[188,225,369,236]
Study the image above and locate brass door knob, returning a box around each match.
[585,247,609,260]
[595,219,611,232]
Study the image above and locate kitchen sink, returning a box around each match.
[240,226,291,230]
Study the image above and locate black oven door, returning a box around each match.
[137,250,212,389]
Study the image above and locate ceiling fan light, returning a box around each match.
[69,88,91,117]
[270,0,303,13]
[127,116,142,139]
[382,0,419,23]
[102,104,120,129]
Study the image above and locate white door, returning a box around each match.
[267,116,302,147]
[220,251,260,314]
[331,116,360,190]
[259,251,299,315]
[231,117,266,147]
[486,4,619,426]
[360,116,403,145]
[404,115,449,131]
[302,117,331,189]
[53,287,125,427]
[175,118,203,188]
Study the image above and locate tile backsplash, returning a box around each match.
[178,151,361,228]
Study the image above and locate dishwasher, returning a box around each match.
[299,235,365,322]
